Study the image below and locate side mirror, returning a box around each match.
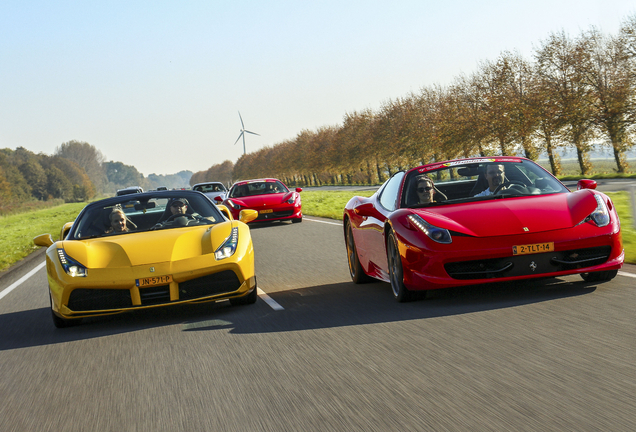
[216,204,233,220]
[213,195,223,202]
[577,179,597,190]
[295,187,303,193]
[354,202,384,220]
[34,234,54,248]
[239,209,258,224]
[60,222,74,240]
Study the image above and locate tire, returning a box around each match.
[387,231,415,302]
[345,220,372,283]
[230,282,258,306]
[580,270,618,283]
[50,293,81,328]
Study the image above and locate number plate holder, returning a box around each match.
[512,242,554,255]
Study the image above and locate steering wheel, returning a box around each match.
[165,213,197,223]
[494,181,526,194]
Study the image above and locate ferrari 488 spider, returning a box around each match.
[343,157,623,302]
[218,178,303,223]
[34,190,259,327]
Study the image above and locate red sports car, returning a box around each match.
[343,157,624,302]
[218,178,303,223]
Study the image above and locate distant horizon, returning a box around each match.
[2,1,634,176]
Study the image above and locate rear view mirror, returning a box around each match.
[135,202,156,211]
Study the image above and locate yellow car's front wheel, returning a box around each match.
[49,292,82,328]
[229,280,258,306]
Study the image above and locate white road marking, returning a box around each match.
[618,271,636,278]
[303,217,342,226]
[0,261,46,301]
[257,287,284,310]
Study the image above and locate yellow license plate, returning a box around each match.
[136,275,173,287]
[259,209,273,214]
[512,242,554,255]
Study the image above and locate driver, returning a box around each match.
[474,164,506,197]
[169,197,189,216]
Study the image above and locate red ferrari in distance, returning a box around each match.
[343,157,624,302]
[217,178,303,223]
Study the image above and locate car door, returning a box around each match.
[359,172,404,278]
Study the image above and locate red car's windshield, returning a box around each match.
[402,159,568,208]
[229,181,288,198]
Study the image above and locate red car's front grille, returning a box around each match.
[444,246,612,280]
[255,210,294,221]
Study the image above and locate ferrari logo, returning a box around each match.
[523,227,529,232]
[150,267,155,272]
[529,261,537,272]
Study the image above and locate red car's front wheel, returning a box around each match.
[387,231,415,302]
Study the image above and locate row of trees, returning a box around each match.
[1,141,193,209]
[193,14,636,187]
[0,146,95,207]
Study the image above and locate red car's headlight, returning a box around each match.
[408,214,452,244]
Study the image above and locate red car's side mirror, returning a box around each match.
[296,187,303,193]
[213,195,223,201]
[354,202,384,220]
[577,179,597,190]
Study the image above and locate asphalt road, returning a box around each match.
[1,217,635,431]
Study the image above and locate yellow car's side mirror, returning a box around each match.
[60,222,74,240]
[239,209,258,224]
[34,234,54,248]
[216,205,233,220]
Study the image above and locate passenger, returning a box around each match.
[106,209,129,233]
[415,176,436,204]
[474,164,506,197]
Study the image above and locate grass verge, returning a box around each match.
[301,190,376,219]
[1,190,634,273]
[0,202,88,272]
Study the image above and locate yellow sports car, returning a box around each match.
[34,190,258,328]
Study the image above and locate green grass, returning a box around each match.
[606,192,636,265]
[0,202,88,272]
[301,190,376,219]
[1,190,634,273]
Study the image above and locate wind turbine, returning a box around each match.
[233,111,260,155]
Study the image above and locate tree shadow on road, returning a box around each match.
[0,276,598,350]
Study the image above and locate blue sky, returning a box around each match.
[1,1,634,176]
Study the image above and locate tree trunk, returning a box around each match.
[613,145,628,173]
[575,144,592,176]
[545,137,562,176]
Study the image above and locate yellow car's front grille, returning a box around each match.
[66,270,242,312]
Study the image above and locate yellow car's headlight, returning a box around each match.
[57,248,87,277]
[215,227,238,260]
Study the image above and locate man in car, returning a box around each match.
[474,164,506,197]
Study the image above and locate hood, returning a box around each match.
[415,191,598,237]
[230,192,293,208]
[62,222,235,268]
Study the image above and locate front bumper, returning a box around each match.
[48,250,256,320]
[234,205,302,222]
[399,226,623,291]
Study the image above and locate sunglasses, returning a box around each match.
[417,187,433,193]
[171,202,185,207]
